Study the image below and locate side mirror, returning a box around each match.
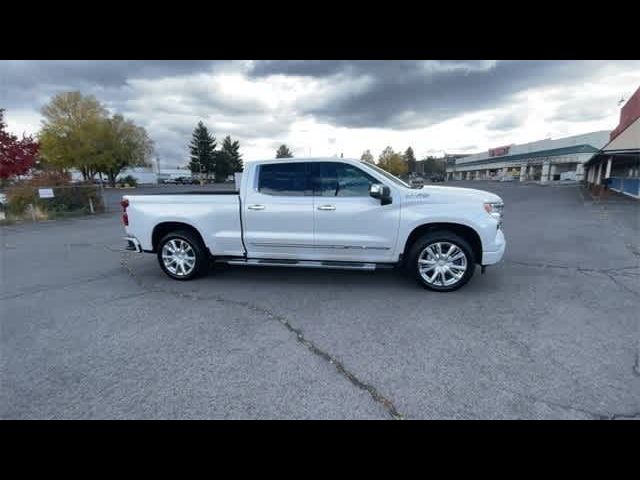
[369,183,392,205]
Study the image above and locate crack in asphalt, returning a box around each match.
[503,388,640,420]
[1,244,127,301]
[605,273,640,298]
[503,388,603,419]
[608,412,640,420]
[0,270,124,301]
[121,252,405,420]
[505,260,640,275]
[626,243,640,258]
[120,252,637,422]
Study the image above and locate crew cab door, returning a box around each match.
[311,161,400,262]
[242,162,315,260]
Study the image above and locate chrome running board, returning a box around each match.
[225,258,379,271]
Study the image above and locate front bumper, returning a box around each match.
[124,236,142,253]
[482,229,505,265]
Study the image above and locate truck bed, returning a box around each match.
[145,190,239,195]
[123,192,244,256]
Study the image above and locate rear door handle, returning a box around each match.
[248,204,265,210]
[317,205,336,211]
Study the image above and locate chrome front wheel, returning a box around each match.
[408,231,475,292]
[418,241,468,287]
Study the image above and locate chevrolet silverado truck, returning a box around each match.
[122,158,505,291]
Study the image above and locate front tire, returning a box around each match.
[407,231,475,292]
[157,230,208,280]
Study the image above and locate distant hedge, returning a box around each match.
[5,183,105,220]
[118,175,138,187]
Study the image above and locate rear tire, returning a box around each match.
[157,230,209,281]
[407,231,475,292]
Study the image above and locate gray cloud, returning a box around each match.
[486,110,528,131]
[0,60,229,114]
[1,60,638,164]
[249,60,638,129]
[1,60,222,89]
[548,94,618,123]
[455,145,479,152]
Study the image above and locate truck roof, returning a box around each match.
[245,157,361,164]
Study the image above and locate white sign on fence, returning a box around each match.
[38,188,55,199]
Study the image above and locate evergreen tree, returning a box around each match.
[404,147,417,174]
[188,121,216,178]
[275,144,293,158]
[220,135,243,173]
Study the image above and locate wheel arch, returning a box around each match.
[402,222,483,265]
[151,221,208,254]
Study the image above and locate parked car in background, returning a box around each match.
[0,193,6,220]
[122,157,506,292]
[430,174,445,183]
[409,177,425,188]
[175,176,198,185]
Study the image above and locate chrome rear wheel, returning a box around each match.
[157,230,208,281]
[161,239,197,277]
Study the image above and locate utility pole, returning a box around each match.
[98,172,105,210]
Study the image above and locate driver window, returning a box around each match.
[316,162,379,197]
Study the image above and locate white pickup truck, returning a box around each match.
[122,157,505,291]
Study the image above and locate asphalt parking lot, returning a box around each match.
[2,181,639,419]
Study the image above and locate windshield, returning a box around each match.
[360,161,412,188]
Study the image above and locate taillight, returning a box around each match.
[121,198,129,226]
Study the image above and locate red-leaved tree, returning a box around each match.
[0,108,39,180]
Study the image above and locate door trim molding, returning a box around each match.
[250,242,390,251]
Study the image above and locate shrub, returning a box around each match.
[5,172,104,220]
[118,175,138,187]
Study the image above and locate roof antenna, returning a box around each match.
[618,97,626,106]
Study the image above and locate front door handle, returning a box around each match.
[317,205,336,211]
[248,204,265,210]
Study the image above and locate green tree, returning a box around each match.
[378,146,408,176]
[39,92,153,185]
[275,144,293,158]
[404,147,416,173]
[220,135,243,173]
[360,149,374,164]
[39,91,109,180]
[420,156,446,176]
[188,121,216,179]
[98,114,154,186]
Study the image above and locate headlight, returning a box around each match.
[484,202,504,228]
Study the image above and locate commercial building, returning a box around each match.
[585,86,640,199]
[447,131,610,183]
[69,166,191,184]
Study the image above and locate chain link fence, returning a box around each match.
[0,174,242,224]
[0,183,106,224]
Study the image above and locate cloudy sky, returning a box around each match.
[1,60,639,167]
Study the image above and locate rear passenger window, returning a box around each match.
[258,163,310,196]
